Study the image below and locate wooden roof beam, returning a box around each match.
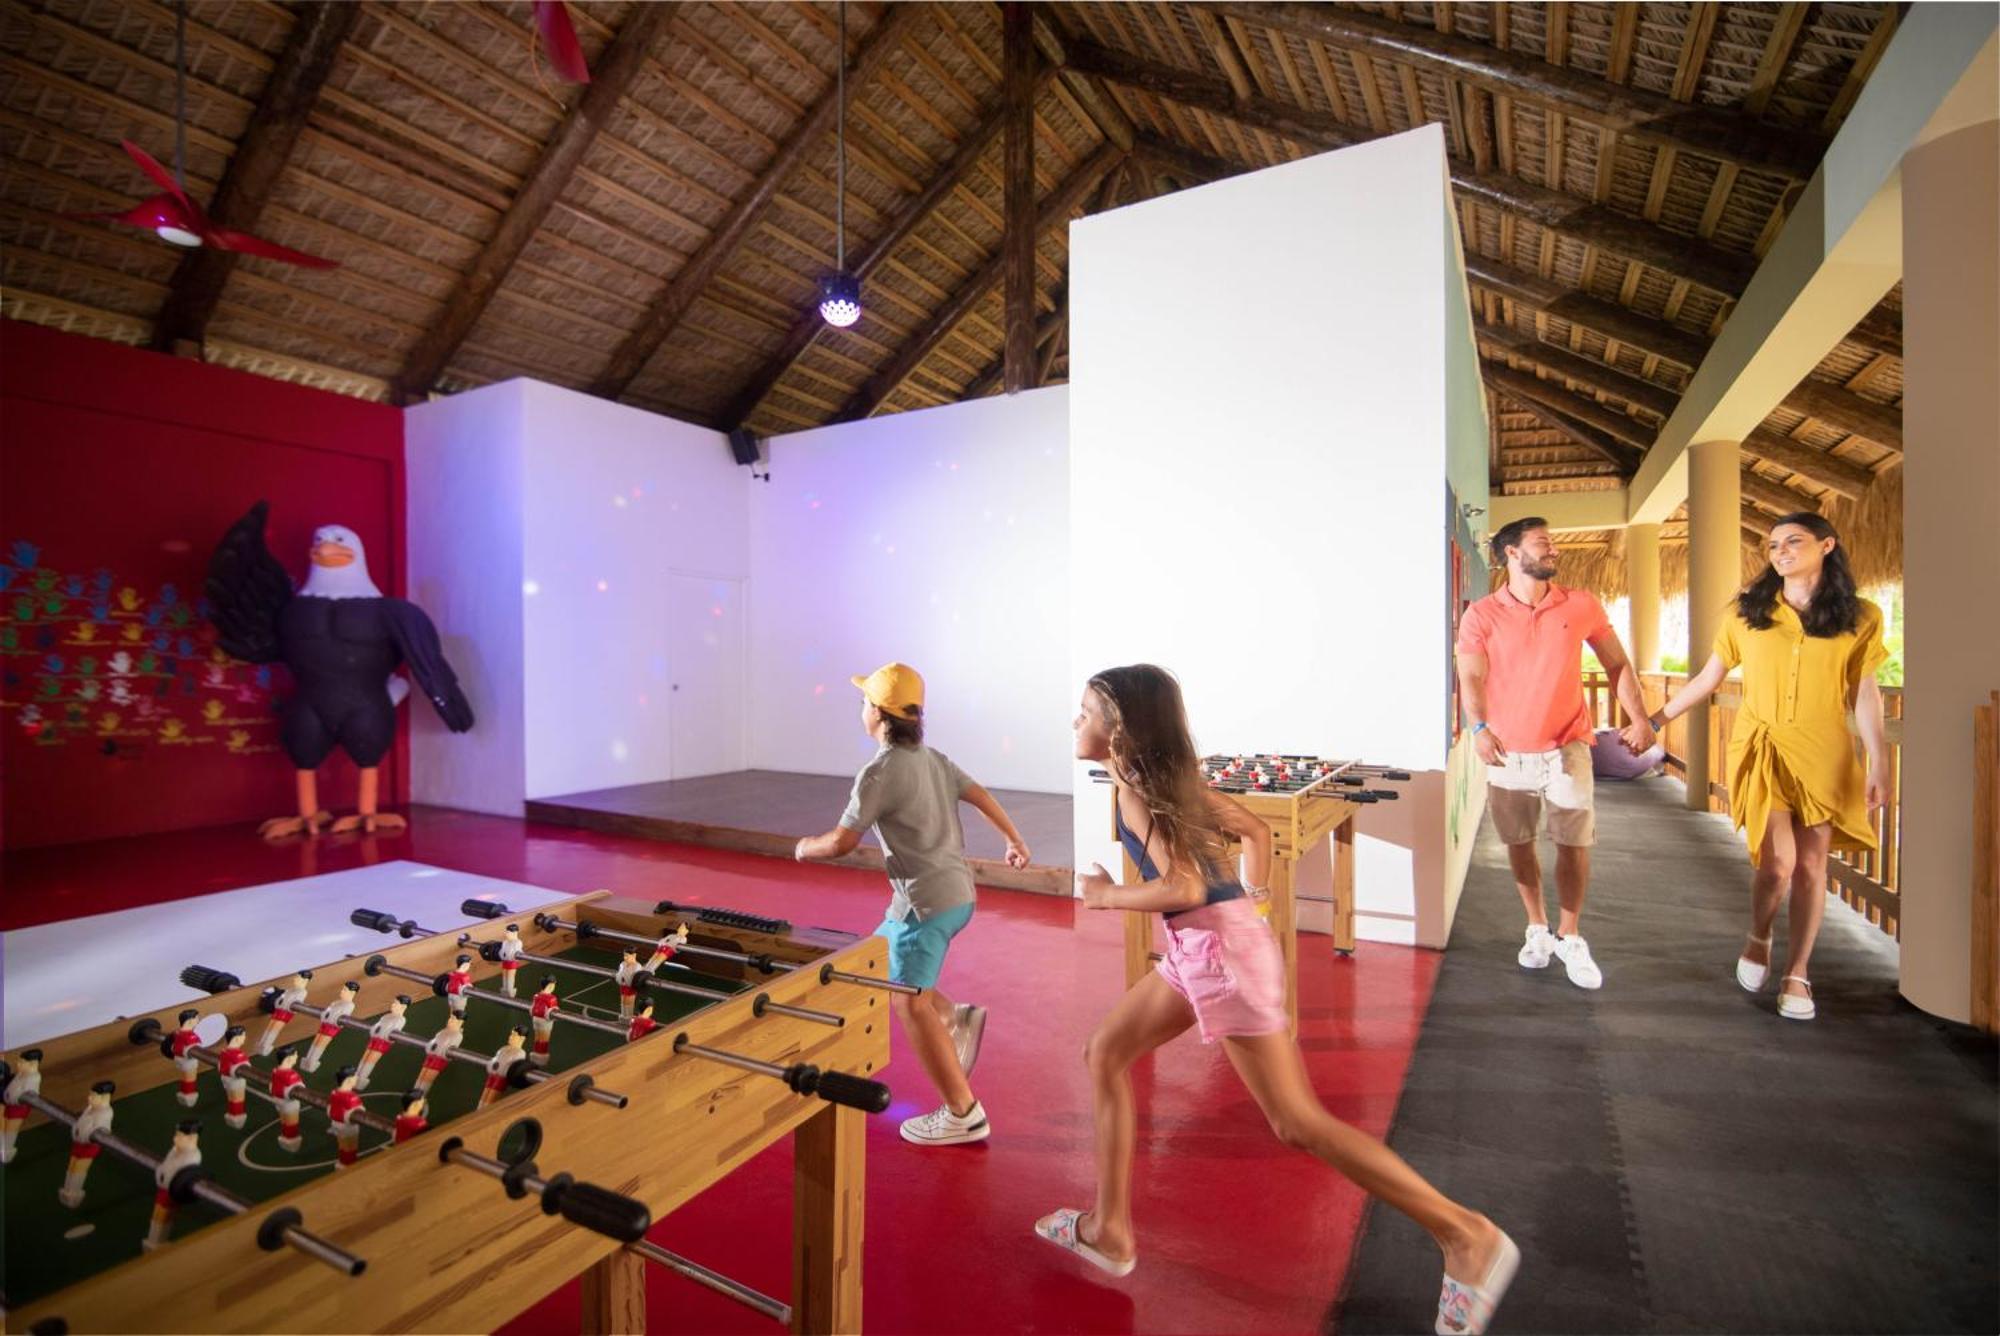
[1741,466,1820,516]
[720,61,1060,430]
[1784,376,1902,451]
[389,3,670,404]
[840,143,1124,422]
[1208,2,1829,181]
[1462,251,1713,369]
[590,1,929,401]
[1474,319,1681,419]
[1003,1,1037,394]
[1742,427,1874,499]
[1480,362,1650,469]
[149,1,360,353]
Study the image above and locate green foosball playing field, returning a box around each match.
[1,946,741,1307]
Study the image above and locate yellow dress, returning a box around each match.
[1713,597,1887,864]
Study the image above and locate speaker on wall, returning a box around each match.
[726,427,761,467]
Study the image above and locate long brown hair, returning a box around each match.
[1087,665,1227,884]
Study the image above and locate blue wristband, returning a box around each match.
[1470,721,1489,735]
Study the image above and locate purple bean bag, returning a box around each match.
[1590,726,1665,780]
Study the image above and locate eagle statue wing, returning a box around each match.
[204,500,294,664]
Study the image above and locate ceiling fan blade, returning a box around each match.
[531,0,591,83]
[119,139,195,212]
[69,193,198,233]
[207,227,340,270]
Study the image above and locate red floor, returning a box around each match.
[3,808,1441,1334]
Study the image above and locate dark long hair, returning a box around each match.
[1086,665,1227,883]
[1735,512,1862,637]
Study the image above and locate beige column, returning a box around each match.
[1685,440,1743,811]
[1626,522,1662,672]
[1900,117,2000,1024]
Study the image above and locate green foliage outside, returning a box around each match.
[1579,584,1902,685]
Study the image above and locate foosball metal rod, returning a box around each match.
[17,1091,365,1276]
[438,1119,651,1243]
[131,1026,399,1135]
[671,1034,891,1113]
[361,950,684,1052]
[442,941,737,1009]
[629,1239,791,1324]
[532,911,796,976]
[818,962,922,995]
[352,905,700,978]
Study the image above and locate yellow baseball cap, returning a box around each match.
[851,662,924,718]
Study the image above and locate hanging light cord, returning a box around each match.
[173,0,188,191]
[834,2,846,273]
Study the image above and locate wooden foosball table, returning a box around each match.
[1105,755,1412,1031]
[1,891,898,1334]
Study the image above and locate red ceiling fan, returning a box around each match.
[73,1,337,269]
[531,0,592,85]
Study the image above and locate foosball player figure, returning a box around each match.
[614,945,642,1018]
[413,1013,463,1098]
[304,979,361,1072]
[529,976,560,1066]
[627,1000,659,1043]
[1,1048,43,1162]
[216,1025,253,1130]
[355,993,410,1090]
[59,1080,116,1208]
[645,924,690,973]
[444,953,475,1019]
[497,923,526,997]
[258,970,313,1055]
[143,1118,202,1250]
[170,1007,203,1107]
[326,1066,365,1168]
[478,1026,529,1109]
[393,1090,428,1145]
[269,1045,306,1152]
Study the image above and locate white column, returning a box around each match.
[1685,440,1742,811]
[1626,522,1662,672]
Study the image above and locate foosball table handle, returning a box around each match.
[179,964,241,994]
[541,1175,653,1243]
[796,1066,892,1113]
[350,908,419,937]
[460,898,510,919]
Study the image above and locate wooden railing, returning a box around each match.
[1582,670,1905,938]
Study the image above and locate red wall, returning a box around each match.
[0,322,406,849]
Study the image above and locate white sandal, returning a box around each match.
[1033,1208,1136,1278]
[1736,934,1772,992]
[1778,976,1816,1021]
[1436,1229,1521,1335]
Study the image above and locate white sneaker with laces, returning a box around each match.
[1552,934,1603,990]
[899,1099,990,1146]
[1517,925,1556,970]
[951,1003,988,1077]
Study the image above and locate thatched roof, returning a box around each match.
[1,1,1903,577]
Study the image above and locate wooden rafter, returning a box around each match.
[390,3,671,404]
[1002,1,1037,393]
[1741,466,1819,516]
[1481,361,1651,460]
[1475,319,1680,419]
[720,62,1060,430]
[1504,400,1639,476]
[1463,252,1713,369]
[1207,2,1828,181]
[149,1,360,353]
[589,1,929,401]
[1743,427,1873,499]
[839,142,1124,421]
[1785,376,1903,452]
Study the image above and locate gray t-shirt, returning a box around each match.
[839,744,977,922]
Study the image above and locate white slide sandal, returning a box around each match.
[1033,1208,1136,1278]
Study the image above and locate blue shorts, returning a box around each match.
[875,903,975,989]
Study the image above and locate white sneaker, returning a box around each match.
[1517,925,1556,970]
[900,1100,990,1146]
[1552,935,1603,990]
[951,1003,988,1077]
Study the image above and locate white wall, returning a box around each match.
[518,381,749,798]
[406,379,748,812]
[407,381,528,817]
[749,388,1071,792]
[1068,125,1465,943]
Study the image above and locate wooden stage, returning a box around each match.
[526,771,1075,895]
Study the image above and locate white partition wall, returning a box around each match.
[749,388,1071,793]
[1069,124,1486,946]
[407,379,749,813]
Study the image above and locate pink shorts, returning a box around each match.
[1156,898,1288,1043]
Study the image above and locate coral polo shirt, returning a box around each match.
[1455,583,1610,752]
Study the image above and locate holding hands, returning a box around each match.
[1618,714,1659,755]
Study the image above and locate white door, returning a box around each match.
[666,573,747,779]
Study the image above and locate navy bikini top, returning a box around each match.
[1113,802,1244,919]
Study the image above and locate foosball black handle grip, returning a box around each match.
[350,908,400,933]
[1369,789,1400,801]
[460,899,508,919]
[811,1069,892,1113]
[180,964,242,994]
[546,1176,653,1243]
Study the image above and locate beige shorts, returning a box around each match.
[1487,740,1596,847]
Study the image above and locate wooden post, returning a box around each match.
[579,1249,647,1336]
[1120,836,1153,990]
[1002,1,1037,392]
[792,1102,865,1335]
[1974,691,1999,1035]
[1269,855,1299,1034]
[1331,816,1358,954]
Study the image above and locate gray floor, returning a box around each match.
[534,770,1075,868]
[1334,776,1999,1335]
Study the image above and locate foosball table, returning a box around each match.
[0,891,899,1334]
[1100,754,1412,1031]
